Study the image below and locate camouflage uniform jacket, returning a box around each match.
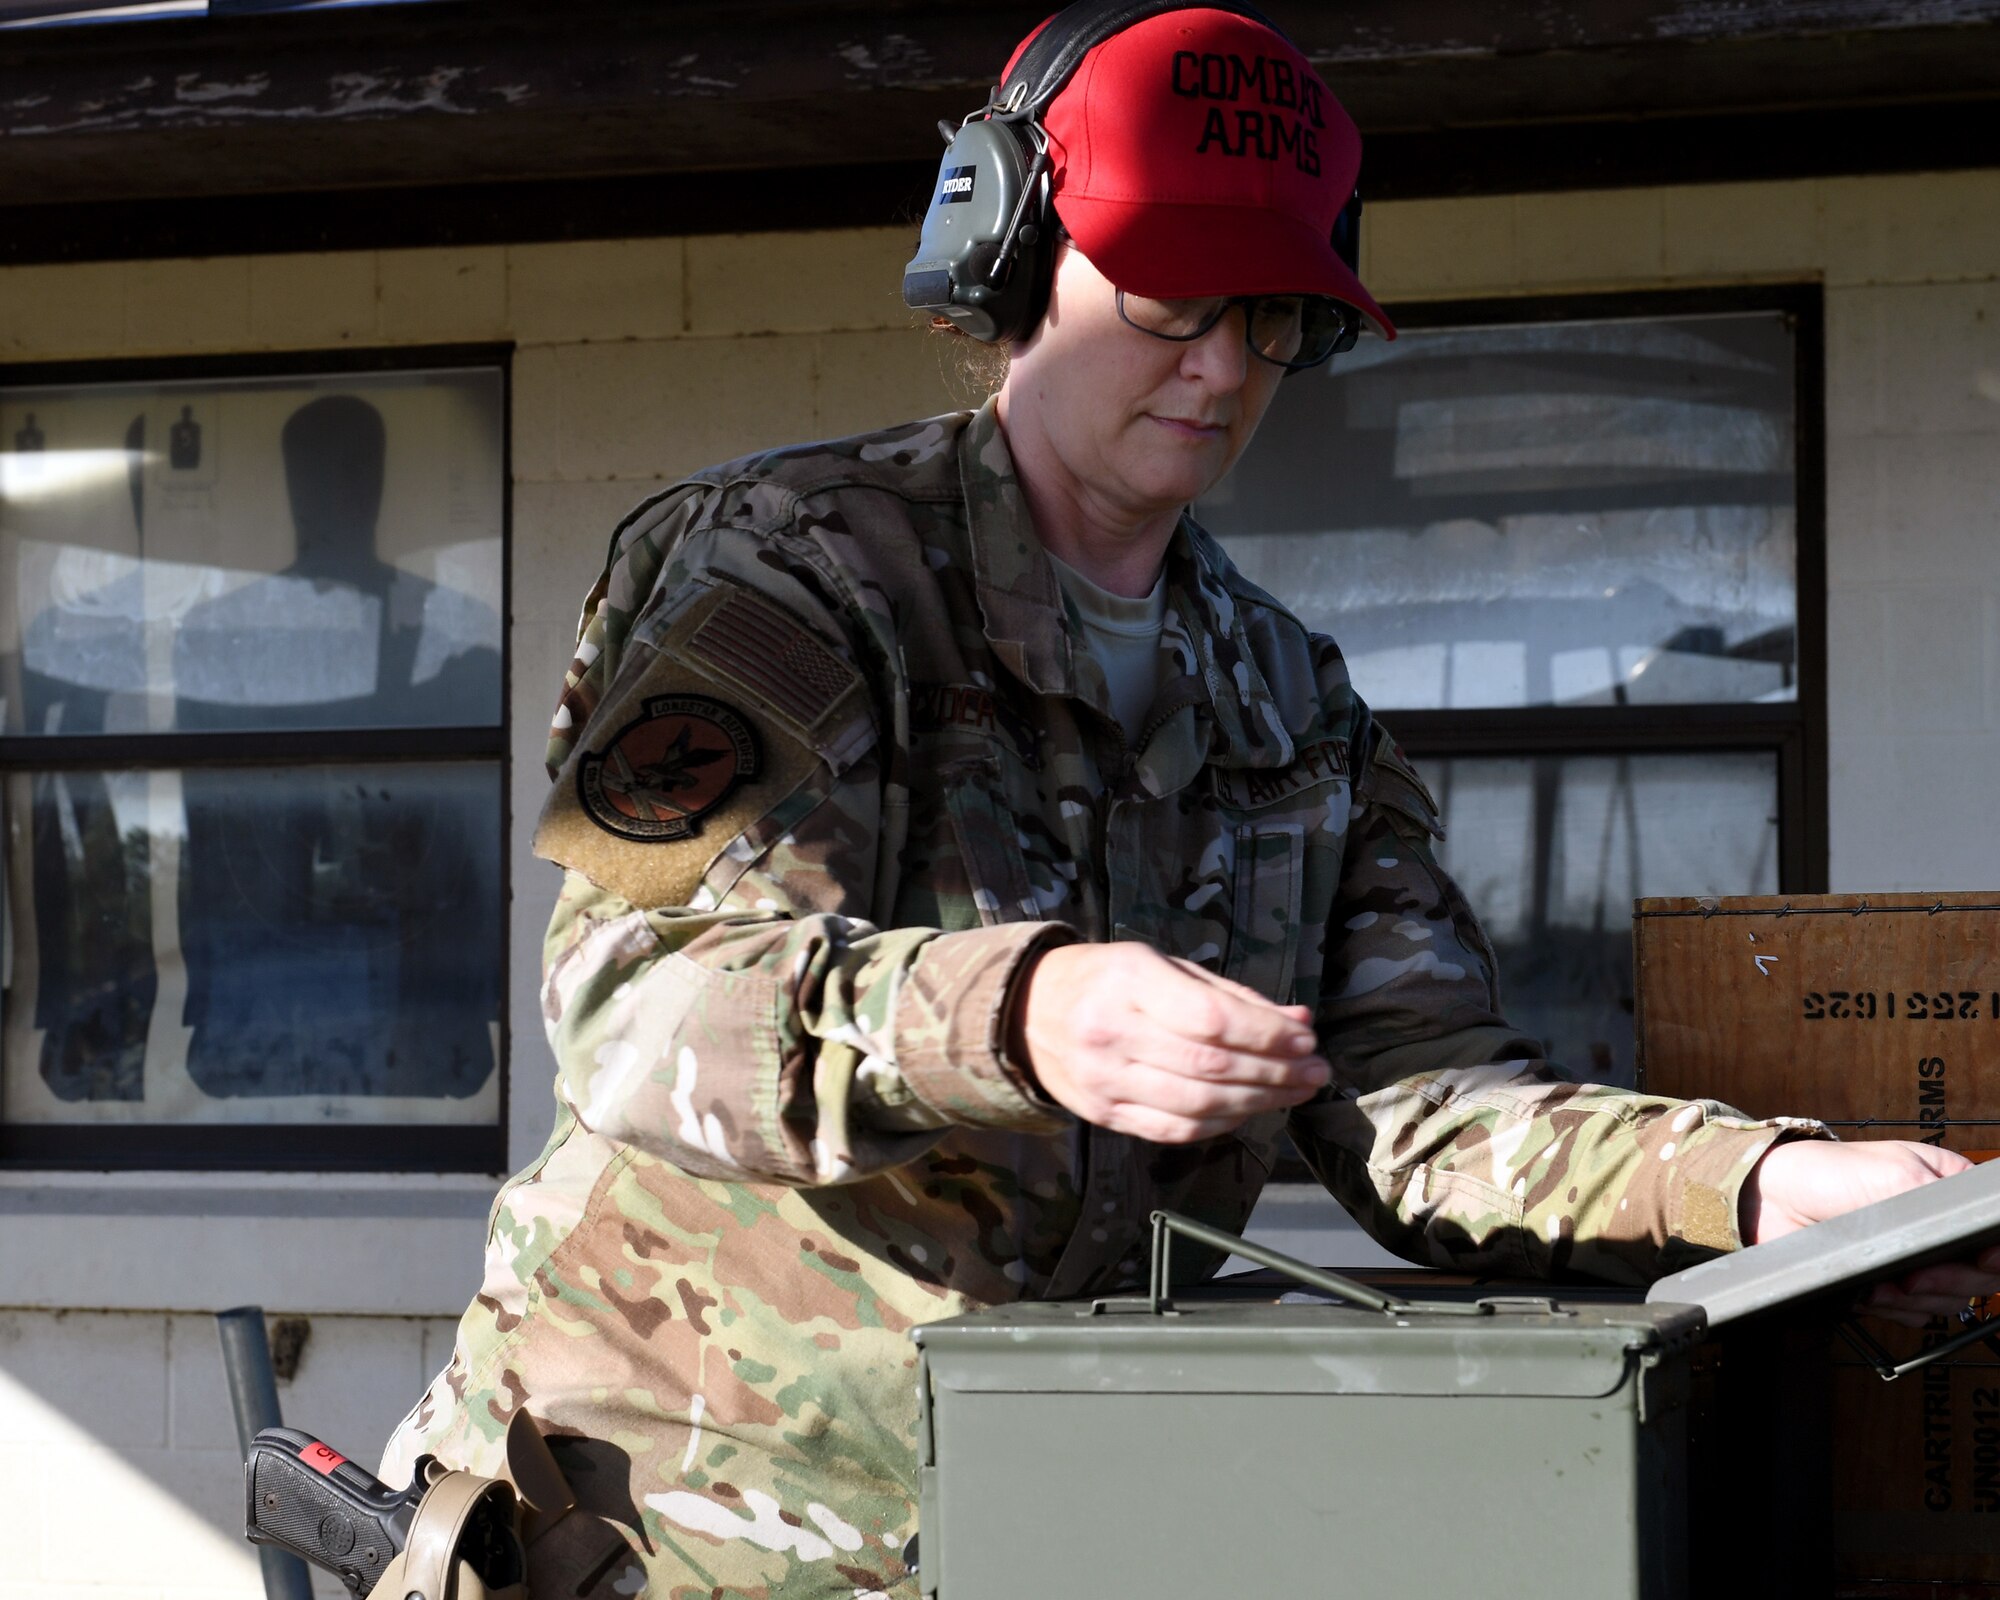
[387,400,1817,1598]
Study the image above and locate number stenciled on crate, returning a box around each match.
[1800,991,1996,1021]
[1976,1388,2000,1514]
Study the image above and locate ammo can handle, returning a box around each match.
[1147,1209,1407,1316]
[1838,1309,2000,1382]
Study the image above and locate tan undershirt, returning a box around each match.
[1048,552,1168,743]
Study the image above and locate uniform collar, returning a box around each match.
[1165,520,1296,772]
[960,397,1077,697]
[957,398,1294,772]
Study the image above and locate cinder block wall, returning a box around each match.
[1,168,1996,1594]
[0,1311,458,1599]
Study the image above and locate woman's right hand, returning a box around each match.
[1011,943,1330,1143]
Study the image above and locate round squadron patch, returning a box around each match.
[578,694,759,841]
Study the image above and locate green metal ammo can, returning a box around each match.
[910,1161,2000,1600]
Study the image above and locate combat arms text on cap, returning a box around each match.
[1034,6,1394,334]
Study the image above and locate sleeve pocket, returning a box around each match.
[1406,1162,1531,1276]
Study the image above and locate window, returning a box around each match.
[1200,288,1824,1088]
[0,347,509,1169]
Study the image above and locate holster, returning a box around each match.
[366,1463,525,1600]
[366,1409,597,1600]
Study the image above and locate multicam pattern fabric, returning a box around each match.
[383,400,1822,1597]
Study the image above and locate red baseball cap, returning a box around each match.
[1011,7,1394,338]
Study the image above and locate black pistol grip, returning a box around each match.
[244,1426,417,1596]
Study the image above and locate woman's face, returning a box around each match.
[999,243,1286,521]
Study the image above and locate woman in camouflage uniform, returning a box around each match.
[384,6,1997,1595]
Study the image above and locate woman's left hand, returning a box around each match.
[1741,1139,2000,1325]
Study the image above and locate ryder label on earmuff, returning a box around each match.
[938,165,977,204]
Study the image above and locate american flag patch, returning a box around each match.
[686,587,855,730]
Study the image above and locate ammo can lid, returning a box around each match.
[914,1286,1705,1400]
[1647,1154,2000,1328]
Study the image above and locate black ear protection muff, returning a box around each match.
[902,0,1363,346]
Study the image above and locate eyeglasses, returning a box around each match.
[1114,289,1360,371]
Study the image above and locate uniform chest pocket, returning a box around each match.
[1223,821,1303,1003]
[942,756,1042,927]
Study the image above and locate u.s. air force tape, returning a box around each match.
[534,577,873,909]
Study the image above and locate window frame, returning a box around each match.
[1356,283,1830,898]
[0,341,514,1173]
[1243,284,1827,1181]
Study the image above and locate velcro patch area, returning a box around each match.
[1362,725,1445,840]
[534,579,873,909]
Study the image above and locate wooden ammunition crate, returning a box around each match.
[1636,892,2000,1596]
